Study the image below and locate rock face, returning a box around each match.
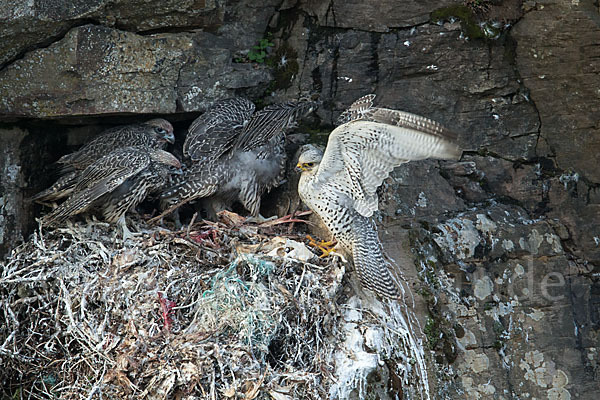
[511,0,600,267]
[0,128,28,256]
[0,0,224,68]
[0,0,599,398]
[0,25,271,118]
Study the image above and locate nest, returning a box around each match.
[0,212,429,399]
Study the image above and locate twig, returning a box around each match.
[85,364,106,400]
[0,252,63,283]
[148,196,196,224]
[171,237,224,257]
[258,210,314,228]
[0,331,16,356]
[294,264,307,298]
[187,212,198,237]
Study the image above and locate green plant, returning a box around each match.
[424,317,441,350]
[247,38,274,63]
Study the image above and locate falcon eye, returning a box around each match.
[155,127,167,134]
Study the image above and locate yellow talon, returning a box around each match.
[318,245,334,258]
[306,235,336,257]
[306,234,318,247]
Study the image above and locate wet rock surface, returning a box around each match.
[0,0,599,398]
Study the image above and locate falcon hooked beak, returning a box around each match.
[295,162,315,172]
[162,130,176,144]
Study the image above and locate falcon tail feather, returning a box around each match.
[40,188,95,226]
[351,221,404,300]
[31,172,78,202]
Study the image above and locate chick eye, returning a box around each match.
[306,162,314,167]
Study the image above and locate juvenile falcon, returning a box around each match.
[32,118,175,202]
[41,146,182,240]
[160,97,316,219]
[296,95,462,299]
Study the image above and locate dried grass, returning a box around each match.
[1,212,430,400]
[0,215,342,399]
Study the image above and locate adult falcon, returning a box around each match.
[41,146,182,240]
[296,95,462,299]
[160,97,316,220]
[32,118,174,202]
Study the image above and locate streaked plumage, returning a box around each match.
[32,118,175,202]
[41,146,182,239]
[161,97,316,218]
[336,93,376,126]
[297,94,462,299]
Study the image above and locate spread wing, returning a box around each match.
[232,100,317,151]
[336,94,457,141]
[352,107,459,141]
[315,118,462,217]
[336,94,376,125]
[42,147,151,224]
[183,97,255,163]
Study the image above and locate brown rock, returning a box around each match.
[0,25,271,119]
[301,0,458,31]
[512,1,600,181]
[408,204,598,398]
[546,175,600,264]
[0,0,223,67]
[0,127,28,257]
[512,0,600,265]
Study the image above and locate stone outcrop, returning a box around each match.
[0,25,271,118]
[0,0,598,398]
[0,128,28,257]
[0,0,225,68]
[512,0,600,266]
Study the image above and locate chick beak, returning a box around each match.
[295,163,305,172]
[170,162,184,175]
[164,132,175,144]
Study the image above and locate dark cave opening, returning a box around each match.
[4,111,320,259]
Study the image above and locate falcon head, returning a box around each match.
[150,149,183,173]
[146,118,175,144]
[296,144,323,173]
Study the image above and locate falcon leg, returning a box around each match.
[173,209,182,230]
[203,198,224,221]
[118,215,136,241]
[306,234,337,258]
[239,178,261,217]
